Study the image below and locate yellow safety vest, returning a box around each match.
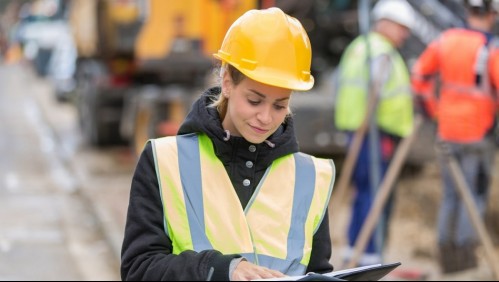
[151,133,335,275]
[335,32,414,137]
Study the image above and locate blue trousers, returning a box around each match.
[347,132,395,257]
[436,138,494,246]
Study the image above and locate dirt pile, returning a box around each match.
[330,153,499,281]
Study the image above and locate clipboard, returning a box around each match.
[331,262,401,281]
[253,262,401,281]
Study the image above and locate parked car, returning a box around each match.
[14,0,77,101]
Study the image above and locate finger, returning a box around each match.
[267,269,286,277]
[256,268,285,279]
[259,267,285,278]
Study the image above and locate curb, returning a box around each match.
[31,68,123,264]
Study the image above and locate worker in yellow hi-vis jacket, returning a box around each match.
[334,0,415,267]
[121,7,337,281]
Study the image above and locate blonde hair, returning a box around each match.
[210,64,246,120]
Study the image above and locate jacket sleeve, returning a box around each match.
[120,142,241,281]
[306,211,334,274]
[411,39,441,119]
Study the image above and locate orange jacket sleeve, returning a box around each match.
[411,39,440,119]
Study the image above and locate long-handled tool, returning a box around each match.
[439,143,499,280]
[343,115,424,269]
[328,0,378,220]
[328,93,377,215]
[327,60,391,224]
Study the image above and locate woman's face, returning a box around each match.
[222,72,292,144]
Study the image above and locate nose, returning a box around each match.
[257,105,272,125]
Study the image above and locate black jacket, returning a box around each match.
[121,87,333,281]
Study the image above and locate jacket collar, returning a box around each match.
[178,87,299,168]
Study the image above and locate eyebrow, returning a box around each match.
[249,89,290,102]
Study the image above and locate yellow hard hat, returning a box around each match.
[214,7,314,91]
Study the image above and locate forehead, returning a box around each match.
[238,77,292,100]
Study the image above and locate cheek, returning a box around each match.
[400,28,410,40]
[273,111,289,125]
[228,98,251,120]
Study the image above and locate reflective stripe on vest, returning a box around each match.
[151,133,335,275]
[335,32,414,137]
[439,33,496,98]
[441,82,494,97]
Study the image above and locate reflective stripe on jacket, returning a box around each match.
[412,28,499,142]
[335,32,414,137]
[151,133,335,275]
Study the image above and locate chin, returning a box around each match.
[242,134,267,144]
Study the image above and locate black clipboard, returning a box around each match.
[253,262,401,281]
[333,262,401,281]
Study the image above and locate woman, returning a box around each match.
[121,7,336,281]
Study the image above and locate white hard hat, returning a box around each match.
[493,0,499,12]
[372,0,416,29]
[465,0,499,13]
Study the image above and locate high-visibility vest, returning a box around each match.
[412,28,499,142]
[151,133,335,275]
[335,32,414,137]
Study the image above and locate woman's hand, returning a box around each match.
[231,260,286,281]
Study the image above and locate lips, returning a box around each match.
[250,125,270,134]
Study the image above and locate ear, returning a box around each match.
[221,70,232,97]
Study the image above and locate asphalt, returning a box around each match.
[23,62,133,277]
[0,63,122,280]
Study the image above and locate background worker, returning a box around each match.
[333,0,415,266]
[120,7,336,281]
[411,0,499,274]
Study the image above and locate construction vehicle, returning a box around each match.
[122,0,261,154]
[69,0,144,146]
[69,0,263,153]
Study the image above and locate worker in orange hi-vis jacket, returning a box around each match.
[411,0,499,275]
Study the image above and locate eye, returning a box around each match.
[273,104,287,111]
[248,99,261,106]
